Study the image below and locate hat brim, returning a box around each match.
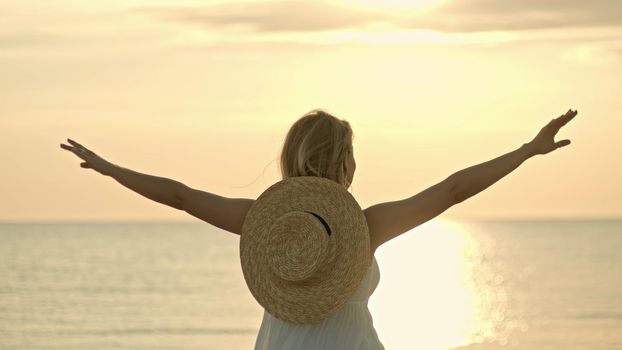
[240,176,371,324]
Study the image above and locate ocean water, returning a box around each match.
[0,219,620,350]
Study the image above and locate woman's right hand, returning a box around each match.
[60,138,116,176]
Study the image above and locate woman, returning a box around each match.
[60,108,577,349]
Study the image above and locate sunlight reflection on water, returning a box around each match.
[370,219,525,350]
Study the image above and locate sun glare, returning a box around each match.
[371,219,508,349]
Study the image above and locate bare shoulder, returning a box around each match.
[179,184,255,235]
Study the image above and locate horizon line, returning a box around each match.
[1,216,621,225]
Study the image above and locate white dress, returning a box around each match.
[253,256,385,350]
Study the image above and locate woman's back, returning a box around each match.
[253,255,384,350]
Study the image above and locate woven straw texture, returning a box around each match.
[240,176,371,325]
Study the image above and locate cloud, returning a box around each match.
[138,0,622,33]
[137,0,388,33]
[138,0,622,34]
[400,0,622,32]
[132,0,622,50]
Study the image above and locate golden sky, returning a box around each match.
[2,0,621,222]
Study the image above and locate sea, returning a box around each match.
[0,219,620,350]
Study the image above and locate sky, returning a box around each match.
[2,0,621,222]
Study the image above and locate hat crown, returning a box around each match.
[267,211,334,282]
[240,176,370,324]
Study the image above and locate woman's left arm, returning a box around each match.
[452,108,578,203]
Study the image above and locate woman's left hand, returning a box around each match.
[525,108,577,156]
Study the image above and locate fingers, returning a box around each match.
[559,109,578,124]
[67,138,87,150]
[64,138,96,156]
[548,109,577,129]
[60,142,81,156]
[61,139,90,158]
[565,108,578,117]
[67,138,78,145]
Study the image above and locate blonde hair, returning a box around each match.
[279,109,353,188]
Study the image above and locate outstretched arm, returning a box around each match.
[108,165,185,209]
[60,139,185,209]
[452,108,577,203]
[365,108,577,254]
[452,143,532,203]
[60,139,254,234]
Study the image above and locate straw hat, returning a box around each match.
[240,176,371,325]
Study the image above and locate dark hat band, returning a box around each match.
[303,211,332,236]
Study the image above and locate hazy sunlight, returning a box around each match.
[371,220,514,349]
